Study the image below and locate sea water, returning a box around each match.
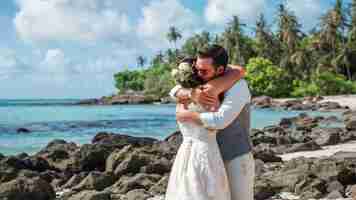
[0,99,342,155]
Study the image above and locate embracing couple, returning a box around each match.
[165,45,255,200]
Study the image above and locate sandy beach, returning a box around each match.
[275,94,356,110]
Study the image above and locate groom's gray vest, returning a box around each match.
[216,103,253,161]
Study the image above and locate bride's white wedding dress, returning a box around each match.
[165,104,231,200]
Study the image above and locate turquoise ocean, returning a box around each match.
[0,99,341,155]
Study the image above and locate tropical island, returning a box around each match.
[78,0,356,106]
[2,1,356,200]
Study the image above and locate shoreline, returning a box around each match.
[274,94,356,110]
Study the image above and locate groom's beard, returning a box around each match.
[201,71,225,83]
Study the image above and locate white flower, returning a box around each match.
[171,69,179,77]
[178,62,191,72]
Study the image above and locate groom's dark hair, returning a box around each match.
[197,44,228,69]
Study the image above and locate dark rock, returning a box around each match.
[252,96,274,108]
[254,178,282,200]
[73,143,114,172]
[310,128,342,146]
[16,127,31,133]
[319,101,342,110]
[66,190,111,200]
[294,174,327,198]
[114,152,150,177]
[16,152,29,159]
[0,177,55,200]
[110,173,161,194]
[253,149,282,163]
[36,139,78,171]
[23,156,51,172]
[105,145,133,173]
[285,141,322,153]
[346,117,356,131]
[0,156,27,183]
[61,172,88,190]
[72,171,115,191]
[149,176,169,195]
[140,157,171,174]
[126,189,152,200]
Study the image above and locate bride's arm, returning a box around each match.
[172,65,245,107]
[176,80,250,129]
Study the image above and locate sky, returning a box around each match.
[0,0,351,99]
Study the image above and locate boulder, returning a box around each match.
[110,173,161,194]
[66,190,110,200]
[16,127,31,133]
[126,189,153,200]
[310,128,342,146]
[346,117,356,131]
[0,177,55,200]
[72,171,115,191]
[36,139,78,171]
[252,96,273,108]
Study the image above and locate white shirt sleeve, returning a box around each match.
[199,79,251,130]
[169,85,182,100]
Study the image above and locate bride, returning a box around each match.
[165,60,231,200]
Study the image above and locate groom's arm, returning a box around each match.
[176,80,250,129]
[171,65,245,105]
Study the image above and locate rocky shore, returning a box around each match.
[76,92,174,105]
[1,109,356,200]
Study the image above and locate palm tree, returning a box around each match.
[276,4,302,55]
[136,56,146,68]
[222,16,246,65]
[167,26,182,50]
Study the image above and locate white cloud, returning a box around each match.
[287,0,326,31]
[205,0,266,26]
[0,49,30,79]
[14,0,132,42]
[137,0,200,50]
[39,48,68,74]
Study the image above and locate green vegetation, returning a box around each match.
[114,0,356,98]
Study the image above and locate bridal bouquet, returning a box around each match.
[171,58,204,89]
[171,59,206,112]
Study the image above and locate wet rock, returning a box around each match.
[252,96,274,108]
[0,176,55,200]
[16,127,31,133]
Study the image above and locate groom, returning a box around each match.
[170,44,255,200]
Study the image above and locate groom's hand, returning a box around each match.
[176,104,201,124]
[192,87,218,109]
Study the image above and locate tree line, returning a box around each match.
[114,0,356,99]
